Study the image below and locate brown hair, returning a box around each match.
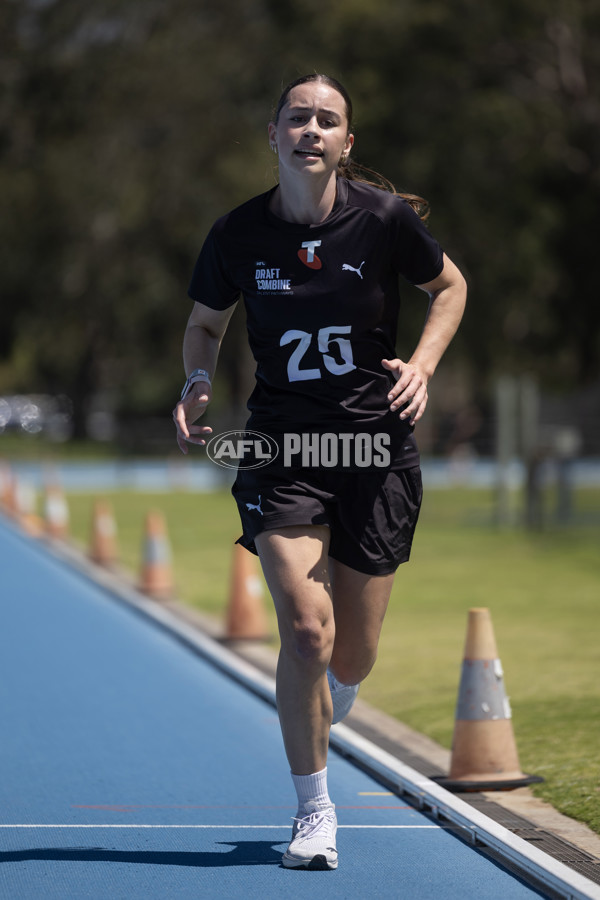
[274,74,430,221]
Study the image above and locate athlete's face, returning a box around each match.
[269,83,354,178]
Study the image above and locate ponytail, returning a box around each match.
[341,159,430,222]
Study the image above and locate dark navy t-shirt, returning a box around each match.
[188,178,444,468]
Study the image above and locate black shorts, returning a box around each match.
[231,464,423,576]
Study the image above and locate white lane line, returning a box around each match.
[0,824,442,830]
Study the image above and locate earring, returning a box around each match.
[271,143,278,153]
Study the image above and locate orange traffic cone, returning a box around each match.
[436,608,543,791]
[13,477,43,536]
[89,499,118,566]
[225,543,269,640]
[0,462,15,514]
[43,483,70,540]
[139,510,174,599]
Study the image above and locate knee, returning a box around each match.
[285,615,334,666]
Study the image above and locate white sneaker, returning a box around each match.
[282,801,338,870]
[327,669,359,724]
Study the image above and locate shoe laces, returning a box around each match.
[292,805,336,842]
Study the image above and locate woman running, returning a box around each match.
[174,73,467,871]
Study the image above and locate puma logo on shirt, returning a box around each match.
[245,495,263,515]
[342,261,365,279]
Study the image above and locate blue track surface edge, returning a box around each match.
[4,514,600,900]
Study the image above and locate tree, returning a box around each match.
[1,0,598,445]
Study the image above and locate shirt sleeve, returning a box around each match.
[389,199,444,286]
[187,220,240,310]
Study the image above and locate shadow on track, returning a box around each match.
[0,841,287,868]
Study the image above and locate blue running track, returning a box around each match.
[0,516,549,899]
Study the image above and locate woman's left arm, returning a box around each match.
[382,253,467,425]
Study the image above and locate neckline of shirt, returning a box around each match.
[263,178,349,231]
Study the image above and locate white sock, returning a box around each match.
[291,767,331,813]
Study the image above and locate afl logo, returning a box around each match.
[206,430,279,469]
[298,239,322,270]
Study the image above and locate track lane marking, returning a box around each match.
[0,824,443,830]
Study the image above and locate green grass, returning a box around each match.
[0,433,121,460]
[372,490,600,831]
[48,485,600,835]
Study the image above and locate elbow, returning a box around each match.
[457,273,467,312]
[448,270,468,313]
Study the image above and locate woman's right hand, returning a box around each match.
[173,382,213,454]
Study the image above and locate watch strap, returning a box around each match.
[180,368,212,399]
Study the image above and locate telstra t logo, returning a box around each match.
[298,240,322,270]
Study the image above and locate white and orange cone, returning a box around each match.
[13,477,43,536]
[225,543,269,641]
[89,499,118,566]
[0,462,15,514]
[437,607,542,791]
[139,510,174,599]
[43,482,70,540]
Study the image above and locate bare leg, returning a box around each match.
[256,525,397,772]
[329,559,395,686]
[255,525,334,775]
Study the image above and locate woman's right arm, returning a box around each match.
[173,300,237,454]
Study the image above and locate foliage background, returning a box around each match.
[1,0,599,444]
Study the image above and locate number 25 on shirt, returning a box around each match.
[280,325,356,383]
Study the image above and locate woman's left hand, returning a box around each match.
[381,358,429,425]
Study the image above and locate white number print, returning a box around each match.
[280,325,356,382]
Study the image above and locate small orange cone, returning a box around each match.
[0,462,15,513]
[89,499,118,566]
[43,483,70,540]
[139,510,174,599]
[436,608,543,792]
[225,543,269,640]
[13,477,43,536]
